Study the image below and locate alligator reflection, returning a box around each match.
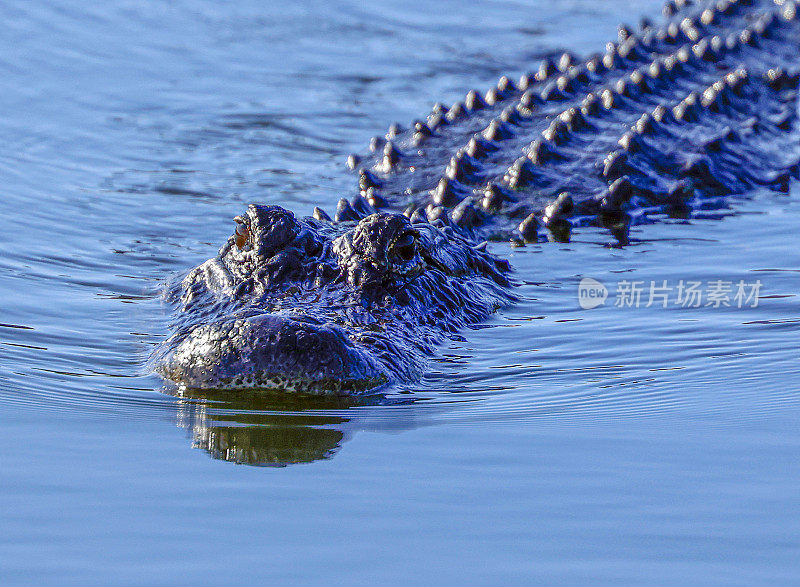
[170,387,409,466]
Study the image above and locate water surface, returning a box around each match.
[1,0,799,583]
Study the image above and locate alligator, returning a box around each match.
[154,0,800,393]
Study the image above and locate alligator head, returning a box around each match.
[153,204,513,393]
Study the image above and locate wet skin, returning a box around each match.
[155,0,800,392]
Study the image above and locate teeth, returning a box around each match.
[629,69,649,93]
[556,75,574,93]
[359,169,382,192]
[451,199,482,229]
[739,28,757,47]
[382,141,403,170]
[483,119,514,141]
[559,107,591,131]
[603,50,622,71]
[527,137,564,165]
[466,135,498,158]
[426,205,449,224]
[602,151,631,180]
[542,119,570,145]
[676,45,692,64]
[430,177,465,208]
[617,39,646,61]
[662,54,683,74]
[414,121,433,136]
[673,93,700,121]
[701,86,720,110]
[482,183,513,212]
[648,60,663,80]
[500,105,525,125]
[618,131,643,153]
[365,188,389,209]
[431,102,449,117]
[716,0,731,15]
[615,78,634,97]
[427,113,447,131]
[652,104,674,123]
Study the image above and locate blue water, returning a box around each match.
[2,0,799,582]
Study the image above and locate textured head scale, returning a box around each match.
[333,214,423,287]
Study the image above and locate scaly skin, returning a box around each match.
[155,0,800,392]
[154,206,512,391]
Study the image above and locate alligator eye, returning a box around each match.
[393,232,417,262]
[234,219,250,249]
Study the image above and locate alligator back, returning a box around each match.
[338,0,800,243]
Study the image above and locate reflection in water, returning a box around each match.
[599,212,631,247]
[171,387,399,466]
[545,220,571,243]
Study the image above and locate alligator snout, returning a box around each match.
[157,314,387,393]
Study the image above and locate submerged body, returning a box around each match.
[155,0,800,392]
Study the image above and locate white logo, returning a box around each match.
[578,277,608,309]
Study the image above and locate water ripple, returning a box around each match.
[1,0,798,468]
